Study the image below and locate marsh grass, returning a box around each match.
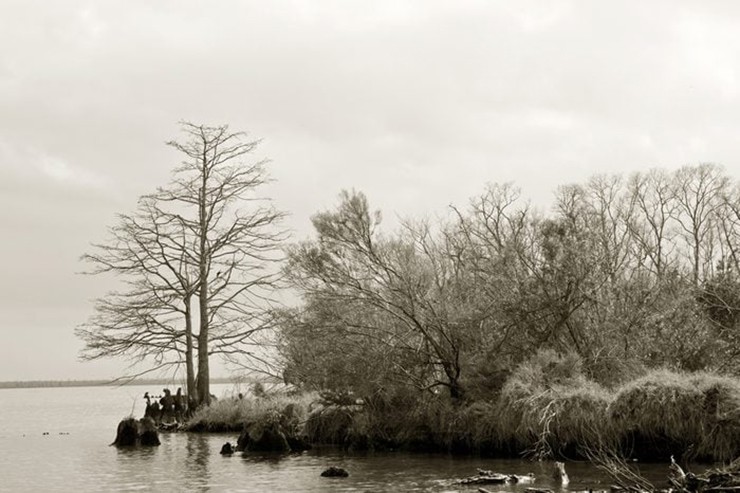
[609,369,740,461]
[183,361,740,462]
[303,405,357,445]
[183,392,315,433]
[495,350,613,459]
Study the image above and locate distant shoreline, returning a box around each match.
[0,377,235,390]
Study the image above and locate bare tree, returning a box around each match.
[672,164,728,284]
[718,184,740,272]
[79,122,286,407]
[626,169,678,280]
[78,196,199,399]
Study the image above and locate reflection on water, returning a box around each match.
[0,385,687,492]
[184,433,211,492]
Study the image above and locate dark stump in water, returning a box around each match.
[220,442,235,455]
[113,418,139,447]
[236,428,250,452]
[321,466,349,478]
[138,417,161,446]
[113,417,160,447]
[236,421,291,453]
[249,424,290,453]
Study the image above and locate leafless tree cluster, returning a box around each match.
[281,164,740,403]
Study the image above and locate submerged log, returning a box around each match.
[510,473,537,484]
[459,474,509,485]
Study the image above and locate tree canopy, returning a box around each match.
[281,164,740,405]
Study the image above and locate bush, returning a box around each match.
[609,369,740,461]
[181,365,740,462]
[493,349,613,459]
[183,392,314,433]
[303,405,356,445]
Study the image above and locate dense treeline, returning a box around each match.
[275,163,740,459]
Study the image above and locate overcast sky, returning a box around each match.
[3,0,740,381]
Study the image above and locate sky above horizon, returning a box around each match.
[3,0,740,380]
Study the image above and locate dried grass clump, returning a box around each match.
[184,392,314,433]
[303,405,357,445]
[500,382,613,459]
[454,400,509,453]
[609,369,740,461]
[496,349,613,459]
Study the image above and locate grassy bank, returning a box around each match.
[185,355,740,462]
[183,392,315,432]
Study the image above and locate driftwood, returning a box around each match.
[588,447,740,493]
[670,458,740,493]
[477,489,552,493]
[460,469,537,486]
[459,473,510,485]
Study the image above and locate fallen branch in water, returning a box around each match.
[459,469,536,486]
[583,444,655,492]
[585,441,740,493]
[458,472,510,485]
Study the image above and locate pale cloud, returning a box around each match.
[78,6,107,39]
[0,139,108,190]
[502,0,574,32]
[522,108,577,132]
[674,10,740,101]
[38,153,107,189]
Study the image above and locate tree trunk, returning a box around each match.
[442,361,465,402]
[184,296,197,410]
[197,291,209,406]
[449,379,465,401]
[197,176,211,407]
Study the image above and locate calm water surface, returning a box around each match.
[0,385,675,492]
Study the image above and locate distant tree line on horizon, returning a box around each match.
[0,377,236,390]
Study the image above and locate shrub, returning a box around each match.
[303,405,356,445]
[495,349,613,459]
[183,392,314,433]
[609,369,740,461]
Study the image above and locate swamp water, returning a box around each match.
[0,385,676,492]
